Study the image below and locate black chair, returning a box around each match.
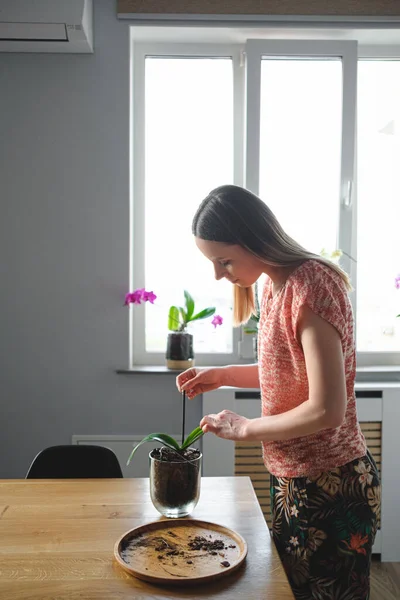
[26,445,124,479]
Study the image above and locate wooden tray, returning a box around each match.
[114,518,247,585]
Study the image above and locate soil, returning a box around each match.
[187,536,225,551]
[153,447,199,463]
[122,531,236,569]
[150,447,201,510]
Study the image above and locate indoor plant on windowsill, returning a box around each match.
[243,280,260,362]
[166,290,223,370]
[124,288,223,370]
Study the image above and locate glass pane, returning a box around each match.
[259,58,342,255]
[144,57,234,353]
[357,61,400,352]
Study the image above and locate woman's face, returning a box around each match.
[195,238,265,287]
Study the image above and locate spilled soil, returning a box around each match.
[121,531,237,570]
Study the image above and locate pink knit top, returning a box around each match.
[258,260,366,477]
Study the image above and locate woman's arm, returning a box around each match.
[223,364,260,389]
[177,364,259,399]
[201,306,347,441]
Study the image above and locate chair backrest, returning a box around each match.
[26,445,124,479]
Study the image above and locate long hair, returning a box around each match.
[192,184,351,325]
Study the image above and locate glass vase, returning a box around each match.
[149,448,201,518]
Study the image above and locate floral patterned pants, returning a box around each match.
[270,452,381,600]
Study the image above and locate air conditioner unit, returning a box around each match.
[0,0,93,53]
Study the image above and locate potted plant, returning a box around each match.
[166,290,222,370]
[124,288,223,370]
[243,280,260,361]
[127,426,205,518]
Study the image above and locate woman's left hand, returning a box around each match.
[200,410,250,441]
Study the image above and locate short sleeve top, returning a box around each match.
[258,260,366,477]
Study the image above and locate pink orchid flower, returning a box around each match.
[143,290,157,304]
[124,289,157,306]
[212,315,223,328]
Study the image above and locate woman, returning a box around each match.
[176,184,380,600]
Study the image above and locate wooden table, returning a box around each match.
[0,476,294,599]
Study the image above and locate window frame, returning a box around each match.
[245,39,358,279]
[130,43,245,366]
[355,48,400,367]
[130,38,400,368]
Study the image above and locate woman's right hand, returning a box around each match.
[176,367,228,399]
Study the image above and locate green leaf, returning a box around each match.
[184,290,195,320]
[179,307,187,326]
[168,306,180,331]
[180,426,205,450]
[243,327,258,334]
[181,426,203,447]
[126,433,180,465]
[189,307,216,322]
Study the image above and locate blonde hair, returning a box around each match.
[192,184,352,326]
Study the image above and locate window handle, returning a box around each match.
[343,180,353,208]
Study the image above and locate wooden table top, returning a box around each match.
[0,476,294,599]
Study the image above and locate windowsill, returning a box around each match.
[116,365,218,374]
[356,366,400,372]
[117,364,400,381]
[117,366,185,374]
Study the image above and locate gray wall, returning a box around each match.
[0,0,200,478]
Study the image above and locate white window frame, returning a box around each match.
[130,36,400,369]
[245,39,357,279]
[130,43,245,366]
[244,40,400,368]
[355,45,400,367]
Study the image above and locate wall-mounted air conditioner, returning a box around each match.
[0,0,93,54]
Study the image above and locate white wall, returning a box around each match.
[0,0,201,478]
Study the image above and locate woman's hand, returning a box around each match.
[176,367,227,399]
[200,410,250,441]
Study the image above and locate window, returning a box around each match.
[144,56,234,355]
[357,60,400,354]
[258,57,342,254]
[131,46,243,365]
[245,41,357,280]
[131,37,400,367]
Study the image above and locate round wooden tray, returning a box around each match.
[114,518,247,586]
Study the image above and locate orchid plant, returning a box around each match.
[243,280,260,335]
[124,288,157,306]
[124,288,223,332]
[168,290,222,332]
[320,248,343,262]
[126,427,204,466]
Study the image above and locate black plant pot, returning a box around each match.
[166,332,194,370]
